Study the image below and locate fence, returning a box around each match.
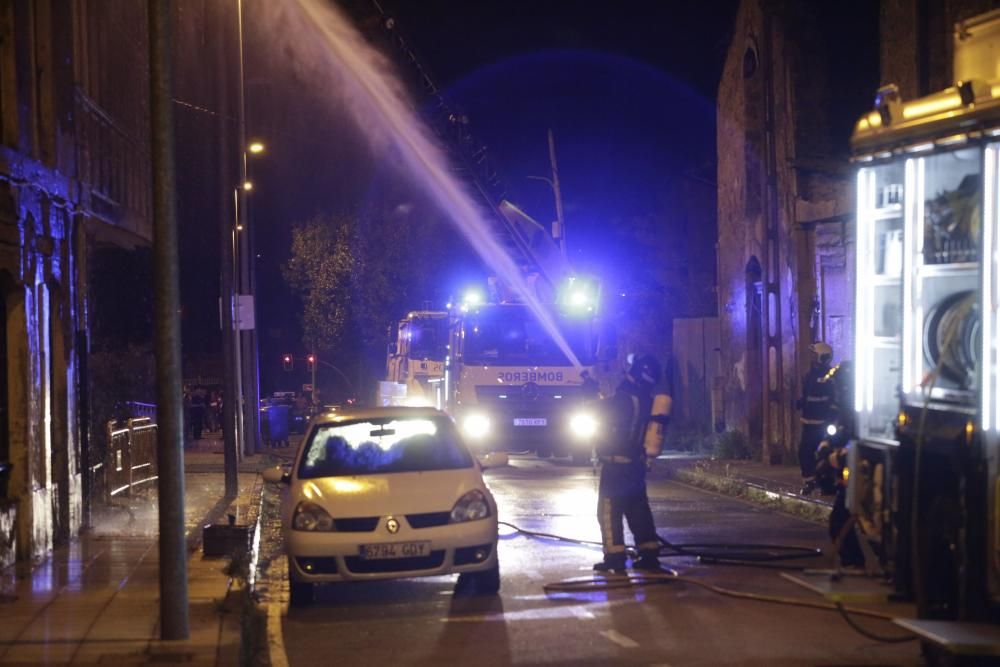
[125,401,157,421]
[98,416,158,502]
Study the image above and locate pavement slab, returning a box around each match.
[0,450,264,666]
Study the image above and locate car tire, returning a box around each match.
[289,578,315,606]
[456,562,500,595]
[572,452,591,466]
[535,446,551,459]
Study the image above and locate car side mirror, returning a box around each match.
[262,466,290,484]
[478,452,509,469]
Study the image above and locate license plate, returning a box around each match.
[360,541,430,560]
[514,418,547,426]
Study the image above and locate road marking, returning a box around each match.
[569,606,595,620]
[267,602,291,667]
[600,629,640,649]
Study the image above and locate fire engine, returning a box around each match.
[382,310,449,409]
[446,277,601,464]
[848,9,1000,649]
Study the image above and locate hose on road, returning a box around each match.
[499,520,917,644]
[544,569,914,639]
[498,520,821,566]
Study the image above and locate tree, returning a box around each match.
[282,202,475,399]
[347,201,460,380]
[281,214,354,355]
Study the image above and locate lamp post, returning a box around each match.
[314,356,357,398]
[527,128,567,260]
[235,0,262,455]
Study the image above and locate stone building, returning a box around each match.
[714,0,999,461]
[715,1,877,462]
[0,2,153,566]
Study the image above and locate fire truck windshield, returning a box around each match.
[462,305,593,366]
[407,318,449,361]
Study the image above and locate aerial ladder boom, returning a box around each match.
[367,0,569,289]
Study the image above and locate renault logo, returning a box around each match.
[521,382,540,401]
[386,517,400,534]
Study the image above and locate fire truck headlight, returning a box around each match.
[462,413,491,439]
[569,412,598,439]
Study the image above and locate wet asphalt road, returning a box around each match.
[273,456,923,666]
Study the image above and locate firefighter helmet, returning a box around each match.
[809,342,833,363]
[627,354,662,388]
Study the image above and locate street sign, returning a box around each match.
[236,294,255,330]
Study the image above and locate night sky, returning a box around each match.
[225,0,878,397]
[371,0,737,261]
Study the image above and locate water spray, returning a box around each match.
[292,0,584,370]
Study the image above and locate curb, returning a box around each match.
[237,475,270,667]
[243,466,290,667]
[673,467,832,524]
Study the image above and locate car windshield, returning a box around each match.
[297,416,473,478]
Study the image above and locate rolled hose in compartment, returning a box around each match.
[922,289,979,388]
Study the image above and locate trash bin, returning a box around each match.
[260,404,291,448]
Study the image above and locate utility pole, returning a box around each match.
[547,128,566,259]
[148,0,189,640]
[217,1,239,498]
[236,0,261,456]
[311,350,318,408]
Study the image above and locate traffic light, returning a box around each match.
[307,354,316,371]
[282,354,293,371]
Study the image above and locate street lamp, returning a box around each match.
[221,0,263,495]
[527,129,567,259]
[234,146,264,458]
[235,0,266,457]
[310,354,358,405]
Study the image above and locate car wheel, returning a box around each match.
[535,445,551,459]
[289,578,315,606]
[572,451,591,466]
[457,562,500,595]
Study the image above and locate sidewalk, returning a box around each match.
[0,434,266,666]
[654,452,834,523]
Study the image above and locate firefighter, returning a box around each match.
[579,369,601,400]
[593,354,670,574]
[796,342,837,496]
[811,361,865,566]
[813,361,853,497]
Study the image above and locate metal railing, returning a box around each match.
[126,401,157,421]
[101,417,158,501]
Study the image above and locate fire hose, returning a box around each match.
[498,520,917,644]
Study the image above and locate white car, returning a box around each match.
[263,406,505,605]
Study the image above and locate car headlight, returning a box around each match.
[450,489,491,523]
[462,413,491,439]
[569,412,597,439]
[292,501,335,531]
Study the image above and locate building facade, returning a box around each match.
[715,0,869,462]
[0,1,152,566]
[715,0,998,462]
